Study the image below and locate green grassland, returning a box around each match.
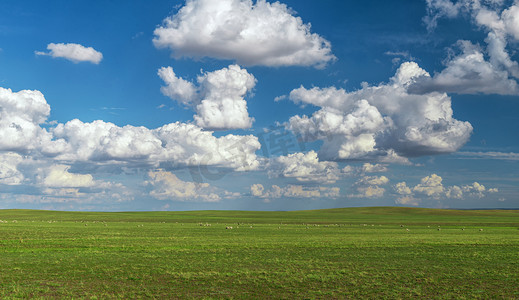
[0,207,518,299]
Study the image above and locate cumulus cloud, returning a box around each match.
[250,183,265,197]
[341,163,388,177]
[420,0,519,95]
[423,0,463,30]
[361,163,388,173]
[395,195,420,206]
[412,174,444,197]
[267,150,340,184]
[147,170,221,202]
[0,152,25,185]
[358,175,390,186]
[159,65,256,130]
[0,83,264,206]
[35,43,103,64]
[395,181,413,195]
[286,62,472,161]
[394,173,499,204]
[408,40,519,95]
[0,87,53,152]
[0,86,261,172]
[350,175,389,198]
[153,0,335,68]
[40,164,95,188]
[50,119,261,170]
[250,183,340,199]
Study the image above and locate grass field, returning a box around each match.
[0,207,518,299]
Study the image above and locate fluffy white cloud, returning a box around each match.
[153,0,335,68]
[267,150,340,184]
[394,174,499,204]
[147,170,221,202]
[462,182,498,198]
[502,4,519,39]
[250,183,340,199]
[0,86,261,173]
[395,195,420,206]
[423,0,462,30]
[409,40,518,95]
[155,122,260,171]
[159,65,256,130]
[51,119,164,163]
[358,175,390,186]
[51,119,261,170]
[157,67,197,106]
[287,62,472,160]
[35,43,103,64]
[395,182,412,195]
[350,175,389,198]
[0,87,52,152]
[341,163,388,177]
[361,163,388,173]
[250,183,265,197]
[356,186,386,198]
[412,174,445,197]
[40,164,95,188]
[421,0,519,95]
[0,152,25,185]
[446,185,464,199]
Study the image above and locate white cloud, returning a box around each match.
[456,151,519,160]
[423,0,462,30]
[157,67,197,106]
[395,182,413,195]
[421,0,519,95]
[350,175,389,198]
[356,175,389,186]
[159,65,256,130]
[155,122,260,171]
[0,87,54,152]
[42,187,84,198]
[341,163,389,177]
[268,150,340,184]
[40,164,95,188]
[413,174,445,197]
[502,4,519,39]
[394,174,499,204]
[147,170,221,202]
[446,185,464,199]
[250,183,340,199]
[462,181,498,198]
[356,186,386,198]
[50,119,261,170]
[0,86,261,173]
[395,195,420,206]
[250,183,265,197]
[153,0,335,68]
[408,40,519,95]
[0,152,25,185]
[361,163,388,173]
[286,62,472,161]
[35,43,103,64]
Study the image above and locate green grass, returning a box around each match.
[1,207,518,299]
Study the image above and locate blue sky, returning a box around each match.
[0,0,518,211]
